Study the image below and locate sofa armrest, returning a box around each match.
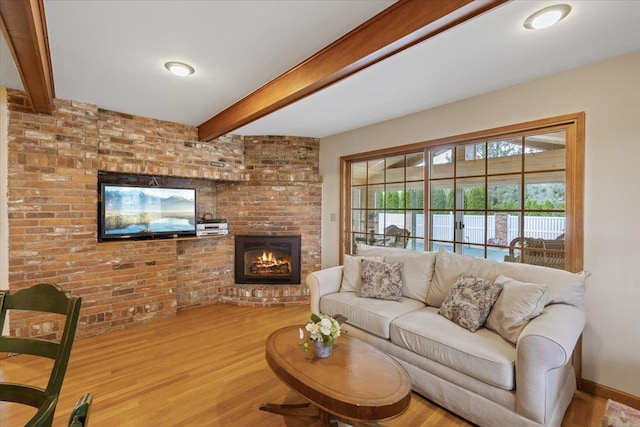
[515,303,586,424]
[305,266,343,315]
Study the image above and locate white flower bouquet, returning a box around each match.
[298,313,344,352]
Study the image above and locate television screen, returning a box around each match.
[100,184,196,241]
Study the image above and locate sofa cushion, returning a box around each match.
[384,251,437,304]
[320,291,424,339]
[485,275,549,344]
[491,261,587,308]
[438,274,503,332]
[390,307,516,390]
[356,243,414,258]
[427,248,587,308]
[427,249,498,307]
[340,254,383,292]
[358,259,403,301]
[356,244,437,303]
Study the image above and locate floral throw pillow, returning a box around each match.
[357,259,403,302]
[438,273,503,332]
[340,254,384,292]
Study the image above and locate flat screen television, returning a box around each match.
[99,184,197,241]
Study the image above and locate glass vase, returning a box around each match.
[314,340,333,358]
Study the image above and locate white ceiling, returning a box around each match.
[2,0,640,139]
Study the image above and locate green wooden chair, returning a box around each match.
[24,394,58,427]
[68,393,93,427]
[24,393,93,427]
[0,283,82,427]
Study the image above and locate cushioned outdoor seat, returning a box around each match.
[505,236,565,270]
[384,225,411,248]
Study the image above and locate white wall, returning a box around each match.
[319,52,640,397]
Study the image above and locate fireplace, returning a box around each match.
[235,235,301,284]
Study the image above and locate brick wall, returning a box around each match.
[6,90,321,338]
[216,135,322,276]
[176,235,235,307]
[98,108,246,180]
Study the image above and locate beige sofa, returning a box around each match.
[306,245,587,427]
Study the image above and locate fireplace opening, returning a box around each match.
[235,235,301,284]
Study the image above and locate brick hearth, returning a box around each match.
[217,284,309,307]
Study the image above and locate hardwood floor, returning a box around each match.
[1,304,606,426]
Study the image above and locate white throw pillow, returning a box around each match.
[340,254,383,292]
[485,275,549,344]
[492,262,587,308]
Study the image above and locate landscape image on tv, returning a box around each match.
[102,185,196,237]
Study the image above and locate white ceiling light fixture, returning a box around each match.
[524,4,571,30]
[164,61,195,77]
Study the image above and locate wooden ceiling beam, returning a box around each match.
[198,0,508,141]
[0,0,54,114]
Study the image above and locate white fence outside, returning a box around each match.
[379,213,565,244]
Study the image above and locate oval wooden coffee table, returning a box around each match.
[261,325,411,426]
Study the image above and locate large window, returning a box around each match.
[349,153,425,251]
[428,131,567,268]
[341,114,584,272]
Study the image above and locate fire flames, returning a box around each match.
[250,251,291,275]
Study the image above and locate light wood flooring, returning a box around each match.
[1,303,606,426]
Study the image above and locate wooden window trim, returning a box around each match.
[340,112,584,271]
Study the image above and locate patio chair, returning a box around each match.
[0,283,82,427]
[384,225,410,248]
[505,236,565,269]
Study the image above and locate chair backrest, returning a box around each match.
[24,394,59,427]
[24,393,93,427]
[507,236,565,269]
[0,283,82,426]
[384,225,410,248]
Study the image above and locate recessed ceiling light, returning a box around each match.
[164,61,195,77]
[524,4,571,30]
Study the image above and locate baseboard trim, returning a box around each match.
[581,379,640,410]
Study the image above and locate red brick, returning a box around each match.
[6,89,320,338]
